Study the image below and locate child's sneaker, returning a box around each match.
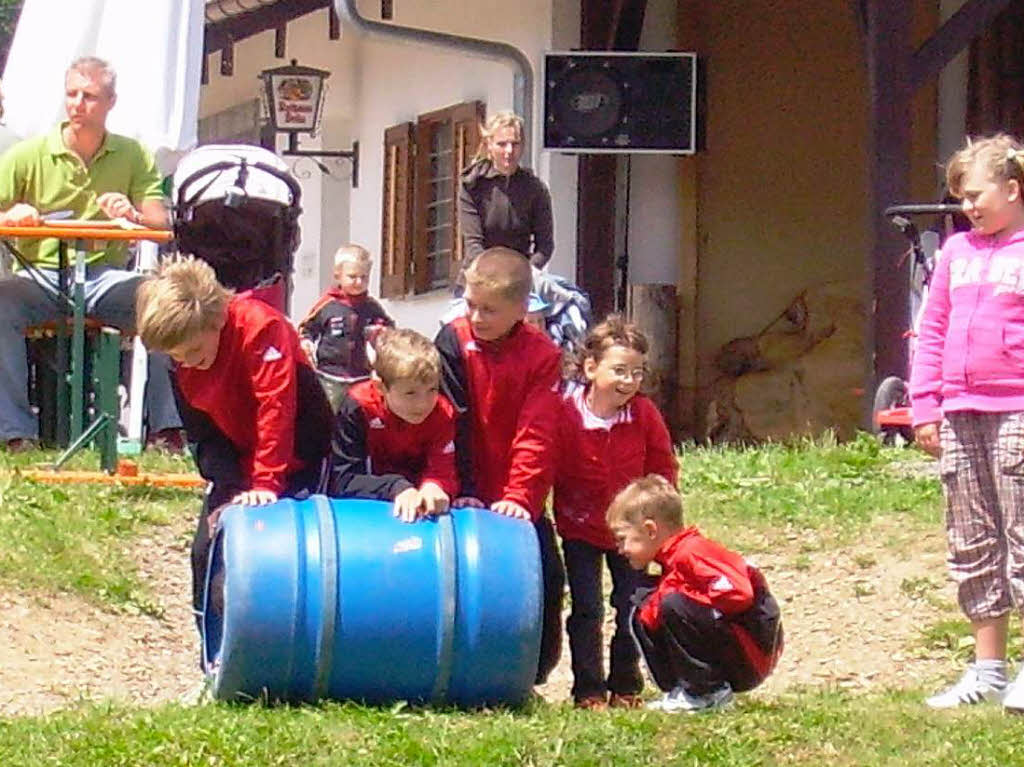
[1002,667,1024,714]
[925,667,1006,709]
[646,682,733,713]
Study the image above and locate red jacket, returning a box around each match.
[175,296,316,495]
[554,384,677,549]
[435,317,561,519]
[641,528,783,680]
[329,380,458,499]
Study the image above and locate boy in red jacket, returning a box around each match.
[330,327,458,522]
[607,475,783,713]
[136,257,332,621]
[435,246,566,684]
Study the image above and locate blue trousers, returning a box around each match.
[0,267,181,441]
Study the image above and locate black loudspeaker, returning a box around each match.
[543,51,698,154]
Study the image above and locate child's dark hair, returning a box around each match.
[568,314,648,380]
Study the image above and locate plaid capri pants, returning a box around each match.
[940,411,1024,621]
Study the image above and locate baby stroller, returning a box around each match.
[872,203,963,445]
[172,144,302,312]
[532,269,592,359]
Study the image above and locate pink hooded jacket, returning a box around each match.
[910,228,1024,426]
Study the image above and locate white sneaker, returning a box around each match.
[925,667,1006,709]
[1002,667,1024,713]
[646,683,733,713]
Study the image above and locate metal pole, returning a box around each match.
[55,240,69,446]
[69,239,87,440]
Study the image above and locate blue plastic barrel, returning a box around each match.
[201,496,542,706]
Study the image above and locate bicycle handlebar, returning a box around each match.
[884,203,962,217]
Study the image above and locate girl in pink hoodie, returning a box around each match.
[910,134,1024,711]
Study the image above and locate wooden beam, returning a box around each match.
[910,0,1012,89]
[576,0,649,319]
[610,0,648,51]
[329,5,341,40]
[866,0,913,400]
[220,39,234,76]
[274,24,286,58]
[204,0,331,55]
[577,157,618,319]
[676,0,701,439]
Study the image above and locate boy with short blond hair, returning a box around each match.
[137,256,332,622]
[435,246,566,684]
[299,243,394,385]
[607,475,783,713]
[330,327,458,522]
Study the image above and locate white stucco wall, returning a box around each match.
[199,1,581,337]
[625,0,682,286]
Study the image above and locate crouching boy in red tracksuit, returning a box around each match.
[136,257,332,623]
[435,246,566,685]
[329,328,458,522]
[607,475,783,713]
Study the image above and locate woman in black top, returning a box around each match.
[457,112,554,284]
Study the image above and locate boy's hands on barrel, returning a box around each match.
[491,499,530,521]
[418,482,450,517]
[393,483,451,523]
[394,487,423,523]
[231,489,279,506]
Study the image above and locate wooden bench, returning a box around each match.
[24,318,123,466]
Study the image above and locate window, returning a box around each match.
[380,100,483,297]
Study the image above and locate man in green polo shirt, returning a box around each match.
[0,56,182,451]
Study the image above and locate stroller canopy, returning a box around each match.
[172,144,302,308]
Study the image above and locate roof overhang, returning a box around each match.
[204,0,333,57]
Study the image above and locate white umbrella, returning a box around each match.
[1,0,205,444]
[2,0,204,174]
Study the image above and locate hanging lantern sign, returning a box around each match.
[259,59,329,134]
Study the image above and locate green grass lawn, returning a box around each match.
[680,432,942,550]
[2,691,1024,766]
[0,434,968,766]
[0,447,199,614]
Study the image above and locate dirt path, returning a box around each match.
[537,519,961,703]
[0,514,197,717]
[1,513,961,717]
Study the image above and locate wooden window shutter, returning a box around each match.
[381,121,414,298]
[410,100,486,294]
[449,101,485,284]
[412,115,433,295]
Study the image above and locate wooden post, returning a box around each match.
[576,0,649,320]
[863,0,1003,421]
[865,0,913,414]
[676,0,701,440]
[628,284,680,437]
